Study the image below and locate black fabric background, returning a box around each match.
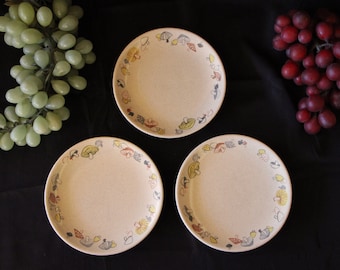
[1,0,340,269]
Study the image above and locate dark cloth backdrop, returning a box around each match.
[1,0,340,269]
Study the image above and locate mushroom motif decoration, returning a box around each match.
[81,140,103,159]
[273,188,288,206]
[156,31,173,42]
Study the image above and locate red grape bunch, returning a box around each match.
[273,8,340,134]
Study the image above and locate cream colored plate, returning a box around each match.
[112,27,226,138]
[175,134,292,252]
[44,137,163,255]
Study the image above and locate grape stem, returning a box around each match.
[315,41,333,52]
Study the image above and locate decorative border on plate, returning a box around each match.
[114,29,224,137]
[178,137,290,251]
[46,138,162,252]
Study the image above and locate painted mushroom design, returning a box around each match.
[80,140,103,159]
[171,34,190,45]
[273,188,288,206]
[81,145,99,159]
[179,117,196,130]
[156,31,173,42]
[126,46,141,63]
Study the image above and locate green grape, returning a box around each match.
[6,20,27,36]
[20,75,43,95]
[32,91,48,109]
[8,5,19,20]
[51,79,70,95]
[15,137,27,146]
[53,50,66,62]
[26,125,41,147]
[34,49,50,69]
[0,113,6,128]
[51,30,66,42]
[4,32,13,46]
[5,86,27,104]
[33,115,50,135]
[52,60,71,76]
[65,49,82,66]
[35,69,47,82]
[23,44,42,55]
[54,106,70,121]
[10,65,24,79]
[16,69,33,84]
[11,35,25,49]
[36,6,53,27]
[15,98,36,118]
[0,16,11,32]
[20,54,37,70]
[67,75,87,90]
[75,39,93,54]
[52,0,69,19]
[21,28,44,44]
[18,2,35,25]
[68,5,84,19]
[0,132,14,151]
[4,106,19,123]
[83,51,96,64]
[45,94,65,110]
[57,33,76,50]
[10,124,27,142]
[46,111,62,131]
[72,57,85,70]
[58,15,78,32]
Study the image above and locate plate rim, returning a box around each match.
[174,133,292,252]
[112,27,227,139]
[44,136,164,256]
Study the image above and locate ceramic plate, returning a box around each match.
[175,134,292,252]
[44,137,163,255]
[112,27,226,138]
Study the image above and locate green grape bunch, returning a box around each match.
[0,0,96,151]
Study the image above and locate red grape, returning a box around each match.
[293,75,303,85]
[301,67,320,85]
[332,41,340,59]
[302,54,315,68]
[298,29,313,44]
[337,80,340,89]
[315,49,334,68]
[304,116,321,134]
[272,35,289,51]
[318,109,336,128]
[316,22,334,41]
[326,63,340,81]
[316,73,333,91]
[292,11,311,29]
[281,25,298,43]
[286,43,307,61]
[281,60,300,79]
[296,109,311,123]
[306,85,321,96]
[275,14,291,27]
[329,89,340,109]
[298,97,308,110]
[274,24,282,33]
[306,94,325,112]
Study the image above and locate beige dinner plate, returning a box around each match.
[44,137,163,255]
[112,27,226,138]
[175,134,292,252]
